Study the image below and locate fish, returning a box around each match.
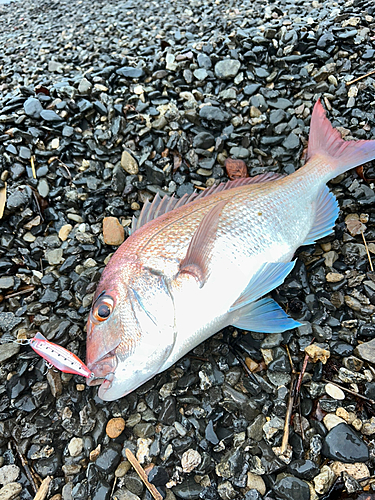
[86,99,375,401]
[29,332,94,378]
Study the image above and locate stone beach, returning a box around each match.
[1,0,375,499]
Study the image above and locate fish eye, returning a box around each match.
[92,295,114,322]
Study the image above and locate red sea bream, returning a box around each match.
[86,100,375,401]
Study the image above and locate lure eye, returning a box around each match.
[92,295,114,322]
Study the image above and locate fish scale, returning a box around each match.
[86,100,375,401]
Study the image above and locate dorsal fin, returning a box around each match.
[130,172,284,234]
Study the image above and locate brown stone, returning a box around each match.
[106,417,126,439]
[305,344,330,364]
[59,224,73,241]
[103,217,125,246]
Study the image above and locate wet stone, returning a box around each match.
[0,343,20,364]
[322,423,369,463]
[244,490,262,500]
[121,151,139,175]
[217,481,236,500]
[37,178,49,198]
[354,338,375,363]
[193,132,215,149]
[197,53,212,69]
[124,472,144,496]
[229,147,249,159]
[112,489,140,500]
[0,465,20,486]
[34,454,61,477]
[272,476,310,500]
[288,459,319,481]
[173,476,204,499]
[244,84,261,96]
[364,382,375,400]
[116,67,144,78]
[92,480,111,500]
[133,423,154,438]
[24,97,43,118]
[68,437,83,457]
[19,146,31,160]
[95,443,122,473]
[6,189,29,210]
[194,68,208,80]
[148,466,169,487]
[103,217,125,246]
[199,106,227,122]
[40,109,63,122]
[0,277,14,290]
[158,396,176,425]
[269,98,293,110]
[0,482,22,500]
[106,417,126,439]
[283,132,299,150]
[214,59,241,79]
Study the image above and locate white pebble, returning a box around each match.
[325,382,345,400]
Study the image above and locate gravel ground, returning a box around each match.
[1,0,375,499]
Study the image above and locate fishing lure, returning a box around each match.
[27,332,94,379]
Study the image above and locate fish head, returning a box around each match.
[86,258,176,401]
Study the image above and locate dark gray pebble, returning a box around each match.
[24,97,43,118]
[322,423,369,463]
[94,443,122,473]
[173,477,204,499]
[40,109,63,121]
[273,476,310,500]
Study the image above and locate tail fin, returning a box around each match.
[307,99,375,180]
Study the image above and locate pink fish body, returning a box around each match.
[86,100,375,401]
[30,333,93,378]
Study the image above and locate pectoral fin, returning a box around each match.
[227,261,300,333]
[229,297,301,333]
[230,261,296,311]
[303,186,339,245]
[178,200,227,287]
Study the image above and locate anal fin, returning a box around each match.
[303,186,339,245]
[229,297,301,333]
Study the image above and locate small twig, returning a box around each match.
[281,374,296,454]
[346,69,375,86]
[188,355,209,362]
[31,156,36,179]
[4,286,35,300]
[12,440,38,493]
[0,182,6,219]
[298,397,305,442]
[322,378,375,405]
[110,476,117,498]
[228,346,259,385]
[361,231,374,271]
[295,351,310,394]
[57,159,72,181]
[125,449,163,500]
[285,344,296,374]
[33,476,51,500]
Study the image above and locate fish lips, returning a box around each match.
[86,350,118,393]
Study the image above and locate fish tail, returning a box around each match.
[306,99,375,181]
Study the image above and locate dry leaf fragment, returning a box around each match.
[345,214,366,236]
[173,151,182,172]
[225,158,248,180]
[0,182,6,219]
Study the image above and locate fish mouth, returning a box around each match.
[86,350,118,391]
